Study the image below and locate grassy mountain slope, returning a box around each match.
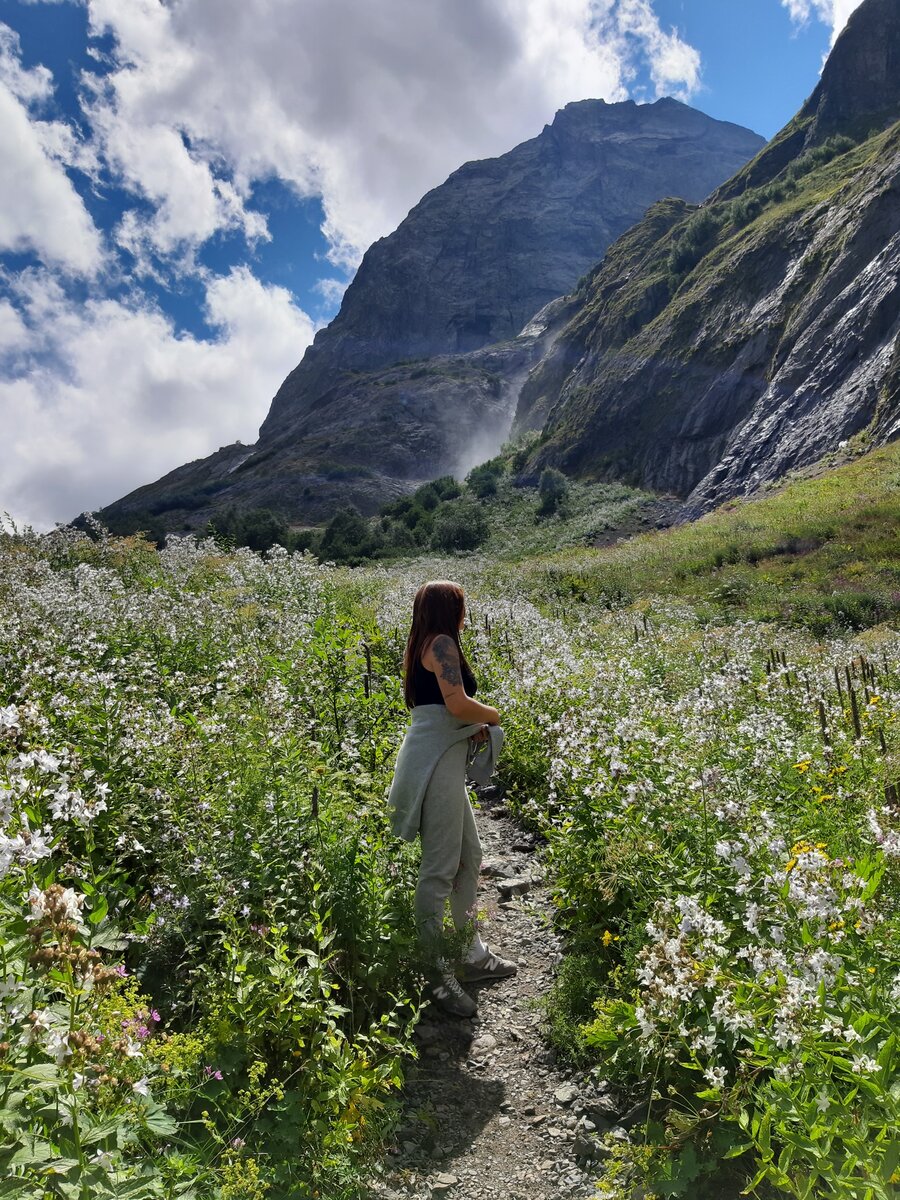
[518,440,900,635]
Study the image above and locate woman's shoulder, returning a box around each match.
[421,633,459,666]
[423,636,467,686]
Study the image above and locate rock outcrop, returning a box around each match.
[517,0,900,514]
[98,99,763,532]
[262,97,764,443]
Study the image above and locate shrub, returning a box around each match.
[430,475,463,501]
[430,499,489,552]
[537,467,569,516]
[668,207,723,279]
[205,506,289,554]
[413,483,441,511]
[466,459,504,499]
[318,506,380,563]
[239,507,289,553]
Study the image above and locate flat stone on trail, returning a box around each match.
[554,1084,579,1106]
[512,835,537,851]
[471,1033,497,1055]
[431,1173,458,1193]
[480,858,512,878]
[497,875,532,899]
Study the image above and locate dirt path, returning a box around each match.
[366,789,624,1200]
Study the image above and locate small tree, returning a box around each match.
[318,507,378,564]
[204,505,243,548]
[430,500,489,552]
[431,475,463,501]
[466,460,503,499]
[537,467,569,516]
[205,506,288,554]
[240,508,288,554]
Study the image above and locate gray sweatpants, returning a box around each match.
[415,739,482,956]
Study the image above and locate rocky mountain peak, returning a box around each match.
[717,0,900,201]
[515,0,900,516]
[98,98,764,533]
[258,98,763,443]
[804,0,900,139]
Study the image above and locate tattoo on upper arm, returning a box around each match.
[431,635,462,688]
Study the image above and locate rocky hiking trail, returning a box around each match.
[367,788,629,1200]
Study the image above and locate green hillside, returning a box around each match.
[521,441,900,635]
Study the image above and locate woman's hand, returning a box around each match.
[470,724,490,744]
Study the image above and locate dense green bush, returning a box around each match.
[205,505,291,554]
[668,207,722,279]
[319,506,382,563]
[537,467,569,516]
[429,498,489,552]
[466,459,504,498]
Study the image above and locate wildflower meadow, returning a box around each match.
[0,522,897,1198]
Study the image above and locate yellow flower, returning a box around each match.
[793,761,810,772]
[785,858,797,873]
[601,929,619,947]
[869,695,881,705]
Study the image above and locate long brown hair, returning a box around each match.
[403,580,474,708]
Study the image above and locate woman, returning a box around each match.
[388,580,516,1017]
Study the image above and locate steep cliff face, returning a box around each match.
[518,0,900,513]
[101,297,578,528]
[99,98,762,531]
[261,98,763,443]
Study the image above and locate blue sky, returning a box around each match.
[0,0,858,528]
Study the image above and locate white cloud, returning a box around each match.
[0,298,29,353]
[0,25,102,274]
[781,0,865,44]
[615,0,701,97]
[313,277,349,309]
[0,268,316,529]
[83,0,703,270]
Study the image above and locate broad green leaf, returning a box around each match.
[141,1108,178,1137]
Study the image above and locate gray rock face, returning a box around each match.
[101,298,576,529]
[518,0,900,512]
[99,98,762,531]
[261,98,764,444]
[683,184,900,514]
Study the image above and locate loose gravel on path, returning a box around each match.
[367,789,628,1200]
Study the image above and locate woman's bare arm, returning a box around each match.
[423,635,499,724]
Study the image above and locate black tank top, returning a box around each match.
[412,652,477,707]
